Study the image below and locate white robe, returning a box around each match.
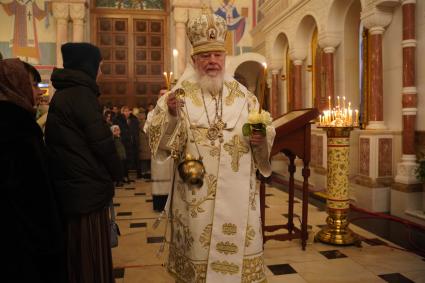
[148,74,275,283]
[145,110,173,196]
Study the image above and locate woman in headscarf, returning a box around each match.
[45,42,122,283]
[0,58,67,282]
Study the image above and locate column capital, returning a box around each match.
[52,2,69,20]
[318,32,341,51]
[288,47,307,62]
[323,47,336,53]
[361,7,393,31]
[401,0,416,5]
[173,7,188,23]
[70,3,85,21]
[268,58,282,71]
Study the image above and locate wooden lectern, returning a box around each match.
[260,108,319,250]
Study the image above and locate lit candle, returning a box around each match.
[328,96,331,111]
[354,109,359,126]
[343,96,346,110]
[337,96,340,108]
[163,72,169,90]
[258,62,267,113]
[163,72,172,91]
[173,49,179,79]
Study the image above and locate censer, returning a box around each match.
[173,88,206,188]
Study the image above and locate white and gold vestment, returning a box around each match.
[148,74,275,283]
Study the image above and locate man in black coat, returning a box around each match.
[45,42,122,283]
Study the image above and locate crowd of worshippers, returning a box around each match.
[0,43,169,283]
[103,104,154,186]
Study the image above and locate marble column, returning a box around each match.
[395,0,419,185]
[52,2,69,67]
[361,8,392,130]
[271,69,279,118]
[293,60,303,110]
[322,47,335,112]
[174,7,188,79]
[70,3,85,42]
[367,26,385,129]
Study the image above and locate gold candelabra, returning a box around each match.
[315,96,360,246]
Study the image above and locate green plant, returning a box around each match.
[416,159,425,182]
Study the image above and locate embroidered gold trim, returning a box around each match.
[224,81,245,106]
[199,224,212,249]
[168,245,207,283]
[222,223,237,235]
[216,241,238,255]
[224,135,249,172]
[181,80,202,106]
[245,225,256,247]
[182,174,217,218]
[173,209,194,252]
[242,255,266,283]
[211,260,239,275]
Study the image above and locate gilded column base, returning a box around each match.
[315,210,360,246]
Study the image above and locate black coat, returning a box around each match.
[113,113,140,160]
[0,102,66,283]
[45,68,122,216]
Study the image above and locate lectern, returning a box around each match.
[260,108,319,250]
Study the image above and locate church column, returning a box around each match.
[318,32,341,113]
[289,47,306,110]
[173,7,188,79]
[322,48,335,110]
[393,1,422,216]
[353,8,396,213]
[292,60,303,110]
[395,0,418,183]
[271,69,279,117]
[70,2,85,42]
[361,10,392,130]
[52,2,69,67]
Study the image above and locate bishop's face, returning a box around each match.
[193,51,226,78]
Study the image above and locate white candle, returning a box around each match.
[173,49,179,79]
[354,109,359,126]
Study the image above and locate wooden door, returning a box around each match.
[91,7,168,108]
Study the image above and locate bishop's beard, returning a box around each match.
[195,70,224,95]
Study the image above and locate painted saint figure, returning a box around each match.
[1,0,47,62]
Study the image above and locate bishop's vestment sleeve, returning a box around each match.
[147,94,187,161]
[246,92,276,177]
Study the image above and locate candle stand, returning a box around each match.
[315,97,361,246]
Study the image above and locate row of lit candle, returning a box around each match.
[318,96,359,127]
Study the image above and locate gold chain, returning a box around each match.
[201,89,225,145]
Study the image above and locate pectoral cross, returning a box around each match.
[224,81,245,106]
[27,10,32,20]
[223,135,249,172]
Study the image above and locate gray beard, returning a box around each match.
[195,71,224,95]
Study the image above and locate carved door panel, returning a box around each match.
[93,13,167,108]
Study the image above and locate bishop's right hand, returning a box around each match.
[167,89,185,116]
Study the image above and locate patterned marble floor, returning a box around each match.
[111,177,425,283]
